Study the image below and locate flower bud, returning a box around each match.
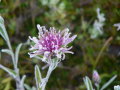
[92,70,101,86]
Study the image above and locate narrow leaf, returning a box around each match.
[88,77,94,90]
[100,75,117,90]
[24,84,32,90]
[0,25,7,42]
[1,49,16,66]
[0,16,12,50]
[31,87,37,90]
[4,82,11,90]
[35,65,42,90]
[0,64,17,78]
[15,43,22,65]
[0,16,8,41]
[21,75,26,86]
[1,49,13,56]
[24,84,36,90]
[83,76,94,90]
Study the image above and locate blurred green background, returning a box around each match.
[0,0,120,90]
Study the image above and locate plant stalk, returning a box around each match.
[9,44,24,90]
[42,65,54,90]
[41,62,58,90]
[94,37,113,69]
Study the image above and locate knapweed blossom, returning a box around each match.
[28,24,77,64]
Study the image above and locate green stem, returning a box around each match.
[97,85,99,90]
[42,65,54,90]
[93,37,113,69]
[41,60,58,90]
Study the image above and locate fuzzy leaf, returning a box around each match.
[21,75,26,86]
[83,76,94,90]
[1,49,16,66]
[1,49,13,56]
[24,84,31,90]
[0,16,12,49]
[100,75,117,90]
[0,16,8,41]
[0,26,7,41]
[35,65,42,90]
[15,43,22,65]
[24,84,36,90]
[0,64,17,78]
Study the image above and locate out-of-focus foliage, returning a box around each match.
[0,0,120,90]
[84,75,117,90]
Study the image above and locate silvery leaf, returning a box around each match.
[0,64,17,78]
[21,75,26,86]
[0,16,11,49]
[1,49,13,56]
[24,84,37,90]
[1,49,16,66]
[35,65,42,90]
[83,76,94,90]
[15,43,22,65]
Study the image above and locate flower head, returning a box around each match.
[29,24,77,64]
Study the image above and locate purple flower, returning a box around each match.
[28,24,77,64]
[92,70,101,86]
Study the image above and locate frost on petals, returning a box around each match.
[28,24,77,64]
